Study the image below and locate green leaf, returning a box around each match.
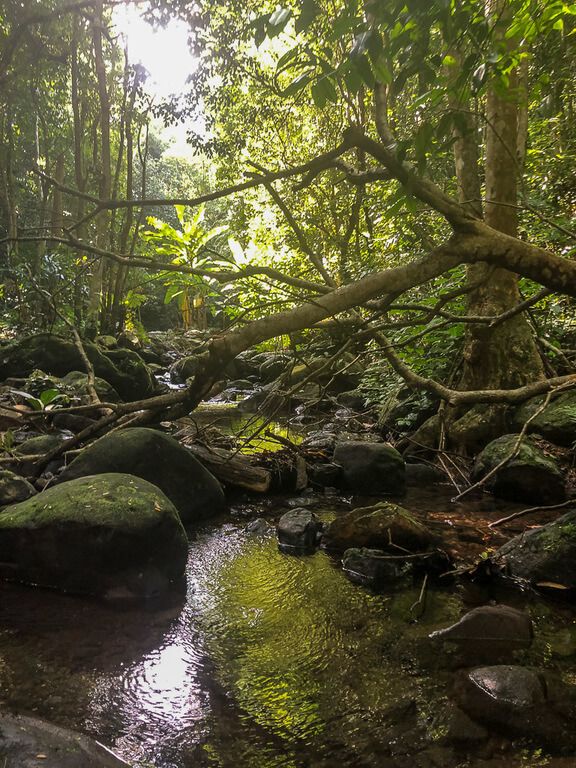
[283,71,314,95]
[268,7,292,36]
[295,0,319,33]
[312,75,338,107]
[371,55,392,85]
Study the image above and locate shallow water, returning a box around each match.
[0,487,575,767]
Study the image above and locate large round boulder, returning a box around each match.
[322,501,434,552]
[333,441,405,494]
[0,473,188,597]
[470,434,565,504]
[492,510,576,589]
[0,334,157,401]
[57,427,226,524]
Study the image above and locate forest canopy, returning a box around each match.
[1,0,576,450]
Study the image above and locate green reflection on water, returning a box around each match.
[191,529,463,764]
[193,405,304,454]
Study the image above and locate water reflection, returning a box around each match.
[0,493,575,767]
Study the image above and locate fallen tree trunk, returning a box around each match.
[186,443,272,493]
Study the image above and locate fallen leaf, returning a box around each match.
[536,581,570,590]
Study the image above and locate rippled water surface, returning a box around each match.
[1,487,576,767]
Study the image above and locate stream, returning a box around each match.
[1,481,576,767]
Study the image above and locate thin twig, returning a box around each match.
[489,499,573,529]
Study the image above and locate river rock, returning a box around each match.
[511,391,576,447]
[491,510,576,589]
[322,501,434,552]
[0,473,188,598]
[0,333,157,401]
[57,427,226,525]
[0,712,130,767]
[308,462,341,488]
[470,434,565,504]
[454,665,576,748]
[0,470,36,504]
[15,434,66,456]
[430,605,533,654]
[333,441,405,494]
[61,370,121,403]
[277,508,321,550]
[342,547,411,585]
[170,353,204,383]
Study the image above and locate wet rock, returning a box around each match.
[492,510,576,589]
[454,665,576,749]
[277,508,322,550]
[0,470,36,505]
[102,348,157,400]
[511,390,576,447]
[0,473,188,598]
[323,501,434,552]
[405,462,446,486]
[470,434,565,504]
[429,605,533,656]
[342,547,411,585]
[301,430,336,453]
[308,462,342,488]
[0,711,130,767]
[245,518,273,536]
[95,334,118,349]
[333,441,405,494]
[58,427,226,525]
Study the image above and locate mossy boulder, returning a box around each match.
[0,333,156,401]
[470,434,565,504]
[511,391,576,447]
[333,441,405,494]
[15,434,66,456]
[0,473,188,597]
[492,510,576,589]
[57,427,226,524]
[322,501,434,552]
[62,370,121,403]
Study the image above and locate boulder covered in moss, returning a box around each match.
[322,501,434,552]
[0,333,157,401]
[62,370,121,403]
[511,391,576,447]
[492,510,576,589]
[57,427,226,524]
[470,434,565,504]
[333,441,405,494]
[0,473,188,597]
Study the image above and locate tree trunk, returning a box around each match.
[459,73,543,393]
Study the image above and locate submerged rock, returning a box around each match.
[277,508,322,551]
[0,473,188,598]
[470,434,565,504]
[57,427,226,524]
[333,441,405,494]
[0,712,130,767]
[430,605,533,655]
[322,501,434,553]
[492,510,576,589]
[455,665,576,749]
[342,547,411,585]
